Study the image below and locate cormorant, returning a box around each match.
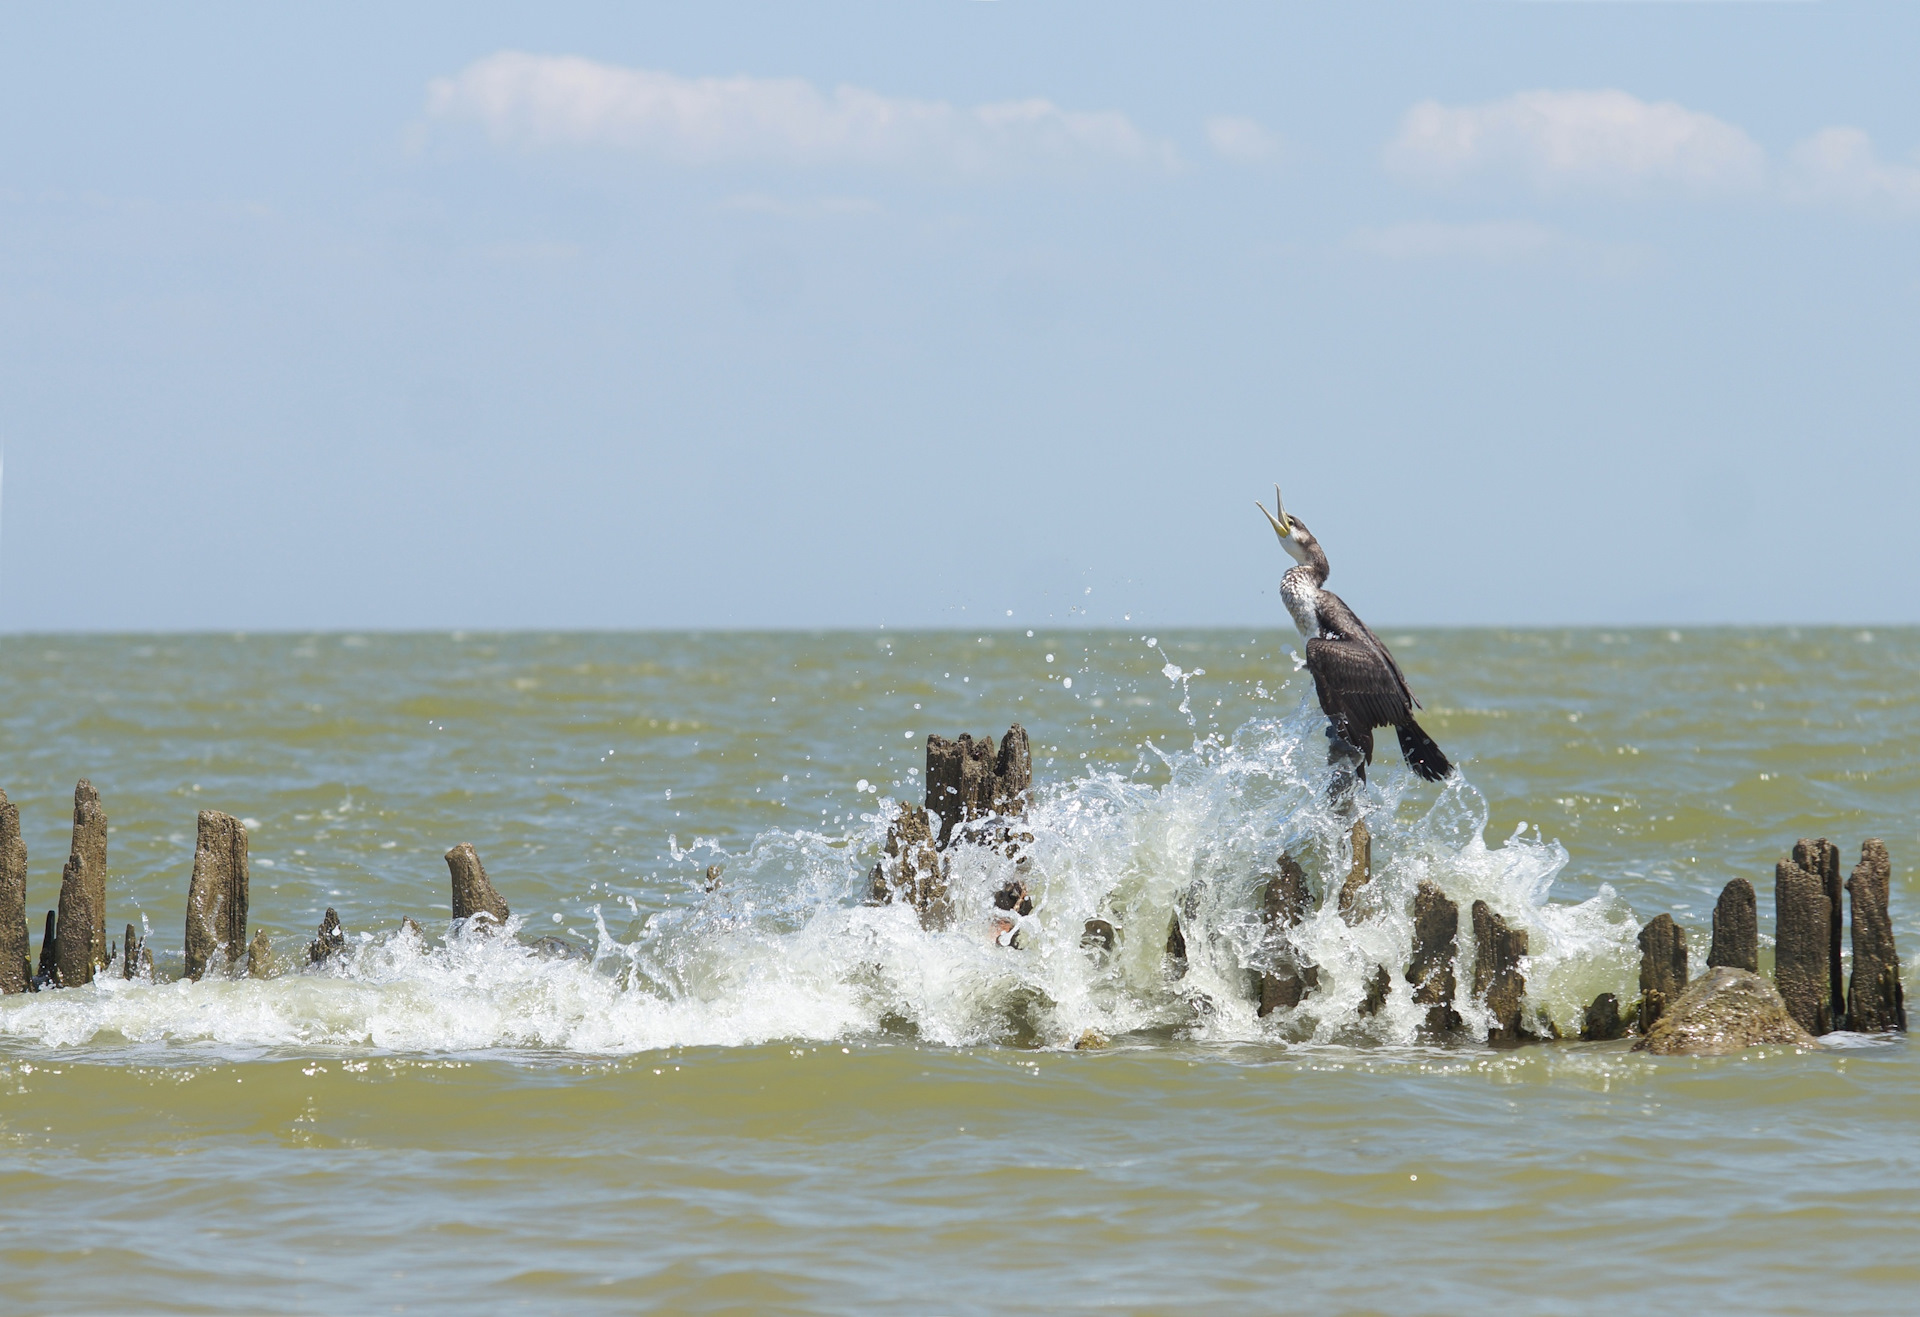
[1256,486,1452,785]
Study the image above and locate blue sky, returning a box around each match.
[2,2,1915,630]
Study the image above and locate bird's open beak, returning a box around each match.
[1256,484,1293,541]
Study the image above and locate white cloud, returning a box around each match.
[427,51,1175,178]
[1205,115,1280,163]
[1347,220,1565,262]
[1784,127,1920,214]
[1385,89,1766,195]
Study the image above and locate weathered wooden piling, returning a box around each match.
[923,726,1031,848]
[1258,852,1318,1016]
[1336,820,1372,922]
[1794,838,1847,1025]
[54,780,109,986]
[873,724,1032,929]
[1637,914,1688,1033]
[308,908,346,964]
[1471,901,1531,1043]
[868,803,947,925]
[1706,877,1759,973]
[446,843,510,928]
[0,789,27,994]
[1845,839,1905,1033]
[1774,847,1834,1035]
[1582,993,1625,1041]
[1407,881,1460,1035]
[184,811,250,980]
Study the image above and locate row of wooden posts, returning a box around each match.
[0,781,515,992]
[5,757,1906,1048]
[868,725,1906,1044]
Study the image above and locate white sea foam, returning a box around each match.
[0,700,1640,1056]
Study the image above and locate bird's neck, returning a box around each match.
[1281,564,1326,637]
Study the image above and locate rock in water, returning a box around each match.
[54,780,108,986]
[1582,993,1625,1041]
[1258,852,1318,1016]
[1336,819,1372,923]
[0,789,27,994]
[445,843,510,929]
[1407,882,1460,1035]
[308,908,346,964]
[246,928,274,979]
[1637,914,1688,1033]
[1706,878,1759,973]
[1633,966,1819,1055]
[1774,850,1834,1035]
[1845,839,1905,1033]
[1472,901,1532,1044]
[183,811,250,980]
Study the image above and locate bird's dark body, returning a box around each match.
[1273,515,1452,783]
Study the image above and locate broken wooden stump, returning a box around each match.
[1634,966,1818,1055]
[122,924,151,981]
[1335,819,1372,923]
[1845,839,1905,1033]
[1258,852,1318,1016]
[33,910,57,989]
[0,788,27,995]
[924,725,1031,848]
[308,908,346,964]
[1471,901,1532,1044]
[1637,914,1688,1034]
[246,929,273,979]
[184,811,250,980]
[54,779,109,987]
[446,843,510,930]
[1407,881,1460,1035]
[1775,847,1835,1035]
[1706,877,1758,973]
[1582,992,1625,1041]
[874,724,1032,930]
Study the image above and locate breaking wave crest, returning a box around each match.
[0,701,1642,1057]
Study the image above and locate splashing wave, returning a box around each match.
[0,702,1640,1056]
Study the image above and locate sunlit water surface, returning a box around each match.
[1,629,1915,1312]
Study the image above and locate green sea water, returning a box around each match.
[0,628,1915,1313]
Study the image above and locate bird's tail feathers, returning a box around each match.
[1396,718,1452,782]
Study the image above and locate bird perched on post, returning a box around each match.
[1256,485,1452,787]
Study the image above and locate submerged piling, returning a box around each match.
[1637,914,1688,1033]
[0,789,27,994]
[1706,878,1759,974]
[1775,847,1834,1035]
[34,911,57,988]
[446,844,510,929]
[1582,993,1625,1041]
[1407,881,1460,1035]
[1336,819,1372,923]
[184,811,250,980]
[54,780,109,986]
[1846,839,1905,1033]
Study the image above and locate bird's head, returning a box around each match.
[1256,485,1317,567]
